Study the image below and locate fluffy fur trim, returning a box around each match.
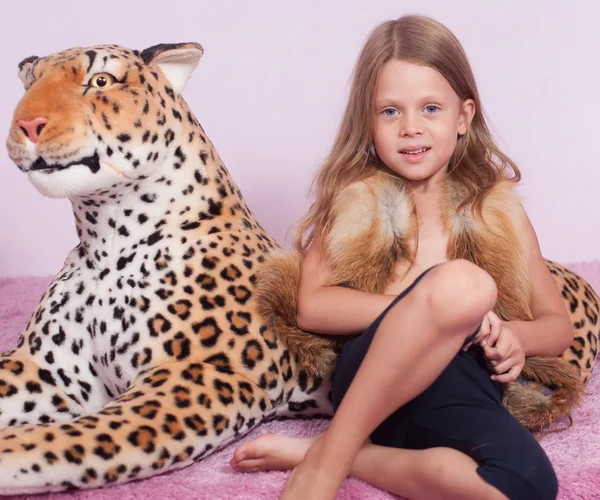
[326,173,415,293]
[503,357,585,434]
[254,250,341,375]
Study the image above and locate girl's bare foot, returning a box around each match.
[230,434,318,472]
[232,433,347,499]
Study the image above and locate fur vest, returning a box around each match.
[256,172,584,433]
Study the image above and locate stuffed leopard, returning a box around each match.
[1,43,331,495]
[547,260,599,381]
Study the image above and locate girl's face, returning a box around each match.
[372,59,474,187]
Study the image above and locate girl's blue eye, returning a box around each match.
[383,108,398,116]
[424,105,440,114]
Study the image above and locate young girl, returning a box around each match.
[230,15,573,500]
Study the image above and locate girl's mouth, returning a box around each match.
[399,147,431,162]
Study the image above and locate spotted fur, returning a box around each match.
[546,260,599,382]
[2,43,330,494]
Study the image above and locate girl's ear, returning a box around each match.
[458,99,476,135]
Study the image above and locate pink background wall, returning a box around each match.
[1,1,598,277]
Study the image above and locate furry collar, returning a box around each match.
[325,171,532,322]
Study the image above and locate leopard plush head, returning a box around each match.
[6,43,203,199]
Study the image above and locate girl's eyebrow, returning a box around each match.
[420,95,448,104]
[375,94,449,107]
[374,97,402,107]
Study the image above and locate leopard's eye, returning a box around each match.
[89,73,116,88]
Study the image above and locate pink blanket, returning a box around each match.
[1,262,599,499]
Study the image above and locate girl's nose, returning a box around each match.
[399,112,423,137]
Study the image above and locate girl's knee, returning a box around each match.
[422,260,497,331]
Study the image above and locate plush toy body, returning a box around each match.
[256,172,599,433]
[1,43,331,494]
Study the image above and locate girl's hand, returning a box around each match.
[482,321,526,383]
[462,310,503,351]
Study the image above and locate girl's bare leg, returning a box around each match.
[277,260,497,500]
[231,433,507,500]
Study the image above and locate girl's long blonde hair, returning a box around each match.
[294,14,520,252]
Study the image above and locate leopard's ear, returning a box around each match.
[17,55,39,87]
[140,43,203,94]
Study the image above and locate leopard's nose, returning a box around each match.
[17,117,47,143]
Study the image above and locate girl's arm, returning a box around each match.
[296,231,396,335]
[508,205,575,357]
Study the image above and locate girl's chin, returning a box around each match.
[387,168,447,183]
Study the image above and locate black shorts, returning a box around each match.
[331,268,558,500]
